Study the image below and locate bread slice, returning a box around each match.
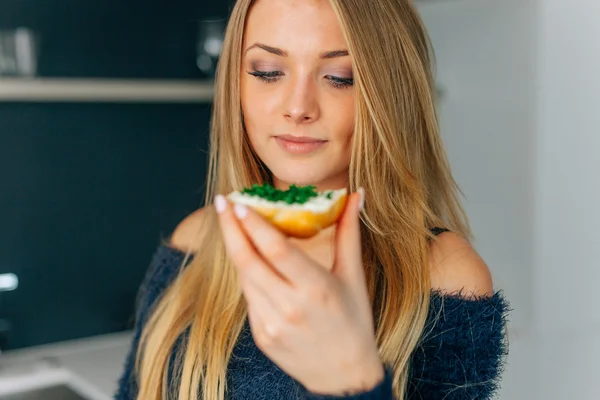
[227,185,348,238]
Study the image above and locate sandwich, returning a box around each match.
[227,183,348,238]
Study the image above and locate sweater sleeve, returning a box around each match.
[298,367,394,400]
[299,291,509,400]
[114,244,186,400]
[406,290,510,400]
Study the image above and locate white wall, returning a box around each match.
[531,0,600,398]
[417,0,538,334]
[418,0,600,399]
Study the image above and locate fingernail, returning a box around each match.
[357,187,365,211]
[215,195,227,214]
[234,203,248,219]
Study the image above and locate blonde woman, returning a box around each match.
[116,0,509,399]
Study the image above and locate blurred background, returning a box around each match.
[0,0,225,346]
[0,0,598,399]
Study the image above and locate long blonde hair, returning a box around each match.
[135,0,471,399]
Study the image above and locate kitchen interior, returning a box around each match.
[1,0,599,399]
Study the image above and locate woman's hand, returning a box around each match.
[215,188,385,396]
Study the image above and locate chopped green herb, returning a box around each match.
[241,183,321,204]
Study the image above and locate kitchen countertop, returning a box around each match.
[0,331,133,399]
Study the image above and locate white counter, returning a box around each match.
[0,331,133,399]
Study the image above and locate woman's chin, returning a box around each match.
[270,169,320,189]
[270,168,347,191]
[262,154,348,190]
[272,176,318,189]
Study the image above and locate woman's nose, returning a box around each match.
[283,77,320,124]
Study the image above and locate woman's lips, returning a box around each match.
[274,135,328,155]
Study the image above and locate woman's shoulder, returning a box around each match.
[170,218,495,298]
[428,230,495,298]
[169,216,495,300]
[168,206,210,254]
[411,232,509,399]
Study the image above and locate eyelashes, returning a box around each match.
[328,76,354,89]
[247,70,354,89]
[247,70,283,83]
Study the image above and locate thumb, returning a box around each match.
[332,187,365,286]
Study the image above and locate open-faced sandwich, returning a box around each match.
[227,183,348,238]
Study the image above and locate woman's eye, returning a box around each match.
[248,70,283,83]
[327,75,354,89]
[247,71,353,89]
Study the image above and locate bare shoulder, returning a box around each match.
[428,231,494,297]
[169,207,209,253]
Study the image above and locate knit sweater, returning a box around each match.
[115,234,510,400]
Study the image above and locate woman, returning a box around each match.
[116,0,509,399]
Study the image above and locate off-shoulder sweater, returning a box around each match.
[115,230,509,399]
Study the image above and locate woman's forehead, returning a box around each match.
[243,0,348,54]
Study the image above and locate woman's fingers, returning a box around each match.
[215,195,291,295]
[216,194,309,327]
[332,189,366,289]
[230,201,325,288]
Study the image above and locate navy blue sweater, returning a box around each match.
[115,240,509,399]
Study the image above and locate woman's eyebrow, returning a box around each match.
[320,50,349,59]
[244,42,349,59]
[245,43,287,56]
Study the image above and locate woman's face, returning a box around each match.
[240,0,355,191]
